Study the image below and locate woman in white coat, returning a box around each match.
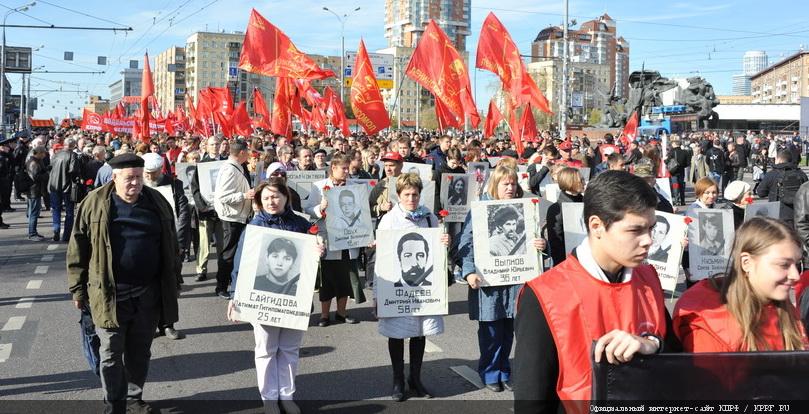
[375,173,449,401]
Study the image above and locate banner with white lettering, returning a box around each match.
[472,198,541,286]
[375,228,447,317]
[231,225,319,331]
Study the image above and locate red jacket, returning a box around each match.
[523,255,666,409]
[673,278,808,352]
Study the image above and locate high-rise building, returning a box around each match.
[108,67,142,108]
[526,60,610,124]
[732,74,751,96]
[84,95,110,114]
[384,0,471,52]
[154,46,186,114]
[532,14,630,98]
[185,31,275,115]
[743,50,768,76]
[751,51,809,104]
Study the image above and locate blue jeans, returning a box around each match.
[477,318,514,385]
[50,191,74,241]
[27,195,41,237]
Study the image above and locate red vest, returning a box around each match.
[523,255,666,408]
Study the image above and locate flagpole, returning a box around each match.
[560,0,569,140]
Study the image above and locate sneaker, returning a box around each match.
[0,222,9,230]
[196,273,207,282]
[28,235,45,242]
[334,313,358,324]
[164,327,185,340]
[52,232,59,242]
[216,290,231,300]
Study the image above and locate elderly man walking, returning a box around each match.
[68,153,181,414]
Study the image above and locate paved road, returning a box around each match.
[0,197,515,413]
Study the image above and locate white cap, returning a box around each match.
[142,153,164,172]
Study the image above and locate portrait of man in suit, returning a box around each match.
[648,214,671,262]
[395,232,432,287]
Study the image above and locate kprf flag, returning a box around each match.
[231,101,252,137]
[239,8,335,80]
[252,87,272,130]
[483,99,504,138]
[406,19,479,128]
[350,39,390,135]
[324,86,350,137]
[139,52,155,141]
[272,77,293,137]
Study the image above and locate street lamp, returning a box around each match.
[1,2,36,135]
[322,6,360,105]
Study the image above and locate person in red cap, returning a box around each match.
[555,140,583,168]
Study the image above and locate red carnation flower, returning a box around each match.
[531,198,539,204]
[745,196,754,205]
[438,209,449,218]
[85,179,94,186]
[446,175,453,181]
[369,180,377,186]
[308,225,319,235]
[323,185,331,191]
[684,217,693,225]
[522,173,529,179]
[321,211,327,218]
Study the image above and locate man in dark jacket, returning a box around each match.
[427,135,451,180]
[666,139,690,206]
[191,137,225,282]
[26,146,49,241]
[48,138,82,241]
[757,149,808,227]
[0,136,14,214]
[68,153,180,414]
[705,139,726,189]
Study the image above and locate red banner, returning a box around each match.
[231,101,253,137]
[238,8,335,80]
[483,99,504,138]
[324,86,350,137]
[271,77,293,137]
[350,39,390,135]
[252,87,271,130]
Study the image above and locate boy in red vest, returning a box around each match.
[514,170,680,413]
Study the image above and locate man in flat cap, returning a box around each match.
[68,153,181,414]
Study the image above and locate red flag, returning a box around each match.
[476,13,552,114]
[519,104,538,144]
[239,8,335,80]
[271,77,293,137]
[114,101,125,118]
[406,20,479,128]
[164,115,176,136]
[81,108,103,131]
[483,99,504,138]
[252,87,271,130]
[213,111,233,137]
[310,106,327,134]
[199,87,233,116]
[435,99,461,132]
[139,52,155,141]
[231,101,253,137]
[621,110,639,147]
[350,39,390,135]
[294,79,324,108]
[324,86,350,137]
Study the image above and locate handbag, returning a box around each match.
[79,306,101,376]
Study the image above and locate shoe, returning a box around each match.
[279,400,301,414]
[485,383,503,392]
[164,327,185,340]
[196,273,207,282]
[3,208,15,213]
[262,400,281,414]
[0,222,9,229]
[502,380,514,392]
[52,232,59,242]
[408,377,434,398]
[334,313,358,324]
[392,378,406,402]
[216,290,231,300]
[126,400,154,414]
[318,318,330,327]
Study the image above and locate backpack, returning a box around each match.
[776,168,806,207]
[13,169,33,194]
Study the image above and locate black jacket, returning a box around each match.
[528,163,550,195]
[705,146,726,174]
[155,174,192,251]
[757,162,808,225]
[48,150,81,194]
[667,147,690,176]
[545,191,584,266]
[793,181,809,268]
[26,157,48,198]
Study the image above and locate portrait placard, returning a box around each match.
[154,185,175,214]
[231,225,320,331]
[471,199,541,286]
[468,162,490,184]
[196,160,226,204]
[517,165,534,195]
[561,202,587,254]
[402,162,433,182]
[544,183,561,203]
[347,178,378,189]
[375,228,448,317]
[579,167,592,184]
[688,208,734,281]
[655,178,673,205]
[387,179,437,212]
[439,173,475,222]
[646,211,687,292]
[744,201,780,221]
[174,162,194,206]
[324,184,374,251]
[287,170,327,202]
[487,157,502,167]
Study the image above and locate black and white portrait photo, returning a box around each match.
[698,211,725,256]
[447,176,469,206]
[175,162,195,206]
[231,225,320,330]
[648,214,672,262]
[325,184,374,250]
[744,201,780,222]
[196,160,226,204]
[375,228,447,317]
[394,232,433,287]
[487,204,526,257]
[403,162,433,183]
[253,237,301,297]
[472,199,540,286]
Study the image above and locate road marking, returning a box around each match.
[34,266,48,274]
[0,344,11,362]
[450,365,484,389]
[41,254,54,262]
[15,298,34,309]
[2,316,26,331]
[26,280,42,289]
[424,339,443,353]
[47,244,58,251]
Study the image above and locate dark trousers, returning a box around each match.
[216,220,246,292]
[0,177,11,210]
[477,318,514,385]
[27,195,41,236]
[671,173,686,205]
[50,190,75,241]
[96,285,160,414]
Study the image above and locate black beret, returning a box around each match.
[108,153,144,169]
